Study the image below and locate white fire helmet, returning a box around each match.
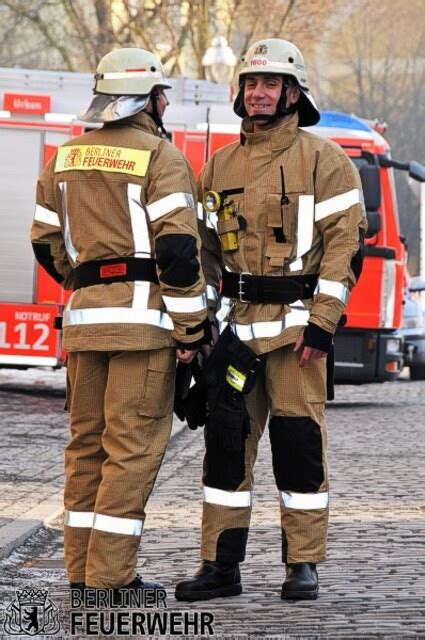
[233,38,320,126]
[79,48,171,124]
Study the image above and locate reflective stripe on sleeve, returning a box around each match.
[93,513,144,536]
[162,293,207,313]
[146,192,195,222]
[203,486,252,507]
[128,183,151,256]
[59,182,79,264]
[314,279,349,304]
[34,204,61,228]
[63,307,174,330]
[207,285,218,303]
[197,202,204,221]
[280,491,329,510]
[315,188,361,222]
[64,510,94,528]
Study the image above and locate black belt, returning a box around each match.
[221,271,318,304]
[73,257,159,290]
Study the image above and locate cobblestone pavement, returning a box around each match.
[0,376,424,638]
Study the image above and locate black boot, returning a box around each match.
[175,561,242,602]
[281,563,318,600]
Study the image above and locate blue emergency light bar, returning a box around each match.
[317,111,371,132]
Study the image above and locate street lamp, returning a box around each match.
[202,36,237,84]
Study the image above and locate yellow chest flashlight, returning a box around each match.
[203,190,239,251]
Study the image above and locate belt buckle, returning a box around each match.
[238,271,251,302]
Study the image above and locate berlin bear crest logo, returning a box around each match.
[3,588,60,636]
[254,44,268,55]
[64,147,83,168]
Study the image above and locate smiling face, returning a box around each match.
[243,73,284,119]
[243,73,301,130]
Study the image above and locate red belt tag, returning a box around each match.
[100,263,127,278]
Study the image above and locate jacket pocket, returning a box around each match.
[265,194,295,268]
[138,349,176,418]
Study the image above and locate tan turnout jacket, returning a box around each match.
[198,113,367,355]
[31,112,207,352]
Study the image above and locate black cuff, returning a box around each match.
[303,322,333,353]
[176,319,212,350]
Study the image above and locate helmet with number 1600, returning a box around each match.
[233,38,320,127]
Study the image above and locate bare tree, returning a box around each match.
[0,0,334,76]
[312,0,425,273]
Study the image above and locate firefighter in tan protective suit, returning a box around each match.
[175,39,367,601]
[30,48,210,594]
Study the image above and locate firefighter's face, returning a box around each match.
[145,88,169,118]
[243,74,300,121]
[244,74,283,118]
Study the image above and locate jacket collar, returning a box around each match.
[240,112,300,151]
[108,110,161,137]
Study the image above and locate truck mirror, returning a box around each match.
[365,211,381,238]
[409,161,425,183]
[359,164,381,211]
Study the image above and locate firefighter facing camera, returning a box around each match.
[175,38,367,602]
[31,48,210,597]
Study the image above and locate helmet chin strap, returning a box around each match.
[147,92,168,137]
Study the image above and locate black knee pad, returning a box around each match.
[216,528,249,563]
[203,430,245,490]
[269,416,324,492]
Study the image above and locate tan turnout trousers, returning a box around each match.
[64,348,175,587]
[201,344,328,565]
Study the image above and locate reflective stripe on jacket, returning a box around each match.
[197,113,367,355]
[31,111,207,351]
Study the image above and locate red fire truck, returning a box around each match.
[1,68,424,383]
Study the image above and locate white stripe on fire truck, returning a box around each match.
[93,513,144,536]
[34,204,61,227]
[280,491,329,510]
[59,182,79,264]
[315,188,361,222]
[203,486,252,507]
[314,279,349,304]
[63,307,174,330]
[162,293,207,313]
[146,192,195,222]
[64,510,94,528]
